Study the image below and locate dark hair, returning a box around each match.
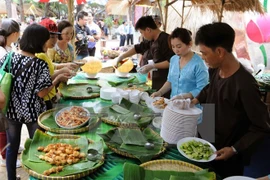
[76,11,88,21]
[195,22,235,53]
[135,16,157,30]
[0,29,7,47]
[169,27,192,46]
[1,19,20,36]
[57,20,74,40]
[19,24,50,54]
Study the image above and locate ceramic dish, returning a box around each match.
[177,137,217,162]
[55,106,90,129]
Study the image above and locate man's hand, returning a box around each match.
[138,64,155,74]
[88,35,95,42]
[215,147,236,161]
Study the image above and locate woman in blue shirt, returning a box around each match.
[152,27,208,101]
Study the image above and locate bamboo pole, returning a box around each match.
[67,0,75,58]
[218,0,225,22]
[156,0,165,30]
[181,0,185,27]
[164,0,169,32]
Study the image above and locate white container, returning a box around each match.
[100,87,117,100]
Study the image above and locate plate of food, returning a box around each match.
[177,137,217,162]
[55,106,90,129]
[151,97,169,113]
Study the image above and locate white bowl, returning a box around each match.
[85,73,97,78]
[115,69,129,77]
[152,117,162,129]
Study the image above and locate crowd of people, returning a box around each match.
[0,12,269,180]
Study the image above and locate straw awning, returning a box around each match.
[106,0,129,15]
[163,0,264,31]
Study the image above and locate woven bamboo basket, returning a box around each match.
[140,159,216,180]
[38,108,100,134]
[22,134,105,180]
[101,117,140,128]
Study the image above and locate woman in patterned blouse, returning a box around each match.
[0,24,67,180]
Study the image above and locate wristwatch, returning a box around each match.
[231,146,238,154]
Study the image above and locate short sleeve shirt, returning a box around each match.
[0,53,52,123]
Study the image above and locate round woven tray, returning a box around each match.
[101,117,140,128]
[22,134,105,180]
[38,108,100,134]
[61,93,100,100]
[140,159,216,180]
[106,143,166,159]
[105,128,167,159]
[141,159,201,172]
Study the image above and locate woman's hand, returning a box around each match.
[151,91,162,98]
[65,63,78,71]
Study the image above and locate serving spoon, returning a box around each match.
[133,113,161,120]
[127,82,146,87]
[87,149,102,161]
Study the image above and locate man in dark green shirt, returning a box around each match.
[192,22,270,178]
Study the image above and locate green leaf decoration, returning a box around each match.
[100,99,154,127]
[58,83,100,99]
[118,128,147,146]
[110,104,131,114]
[22,130,104,177]
[99,128,164,162]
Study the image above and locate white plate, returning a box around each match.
[223,176,256,180]
[177,137,217,162]
[151,97,169,113]
[55,106,90,129]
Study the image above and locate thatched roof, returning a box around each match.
[189,0,264,14]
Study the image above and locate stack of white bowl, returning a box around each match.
[160,102,202,144]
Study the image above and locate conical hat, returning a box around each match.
[81,57,102,74]
[117,58,134,73]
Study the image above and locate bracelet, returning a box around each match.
[231,146,238,154]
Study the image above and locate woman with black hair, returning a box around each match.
[0,24,64,180]
[0,20,22,169]
[1,19,20,52]
[47,20,75,63]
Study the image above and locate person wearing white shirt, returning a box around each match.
[126,21,135,45]
[118,21,127,47]
[87,13,101,56]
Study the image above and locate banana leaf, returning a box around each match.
[22,130,104,177]
[99,128,164,162]
[58,83,100,99]
[67,72,99,85]
[100,99,153,127]
[123,163,215,180]
[40,107,96,130]
[118,128,147,146]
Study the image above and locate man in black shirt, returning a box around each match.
[115,16,174,98]
[74,11,95,60]
[193,22,270,178]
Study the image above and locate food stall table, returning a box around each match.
[27,73,221,180]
